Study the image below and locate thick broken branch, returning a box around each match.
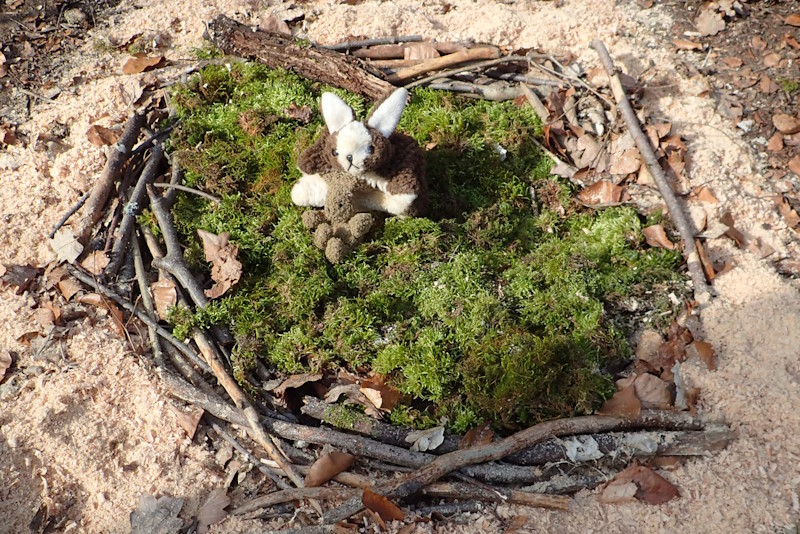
[590,40,711,299]
[205,15,393,100]
[75,112,145,244]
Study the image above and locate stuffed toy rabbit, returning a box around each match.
[292,88,428,217]
[301,171,376,263]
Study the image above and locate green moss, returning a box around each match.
[779,78,799,94]
[166,63,685,431]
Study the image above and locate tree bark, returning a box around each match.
[204,15,394,100]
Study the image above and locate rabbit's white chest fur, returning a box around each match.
[360,172,417,215]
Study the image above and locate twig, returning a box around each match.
[519,83,550,123]
[75,112,145,244]
[427,80,521,101]
[163,160,184,208]
[146,185,209,309]
[367,58,424,69]
[321,412,717,524]
[405,55,526,89]
[324,35,422,51]
[131,230,164,367]
[412,502,484,517]
[235,487,361,516]
[590,40,711,300]
[66,264,212,374]
[106,144,165,278]
[487,72,565,88]
[129,122,177,159]
[153,182,220,204]
[387,47,501,84]
[421,482,568,510]
[211,420,292,490]
[49,190,91,239]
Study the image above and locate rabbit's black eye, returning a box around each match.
[333,149,339,156]
[367,145,374,154]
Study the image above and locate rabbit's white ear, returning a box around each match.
[368,88,408,138]
[321,93,354,133]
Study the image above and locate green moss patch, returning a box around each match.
[166,63,683,431]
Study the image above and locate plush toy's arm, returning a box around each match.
[384,134,426,196]
[297,136,333,174]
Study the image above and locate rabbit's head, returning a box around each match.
[319,88,408,176]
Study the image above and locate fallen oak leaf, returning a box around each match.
[642,225,676,250]
[151,279,177,320]
[673,39,704,50]
[460,421,494,449]
[633,373,672,409]
[122,54,166,74]
[196,488,230,534]
[598,383,641,417]
[577,180,624,206]
[362,487,404,523]
[360,378,402,412]
[198,230,242,299]
[57,277,82,301]
[773,114,800,135]
[80,250,110,275]
[686,340,715,370]
[690,184,718,204]
[786,14,800,27]
[273,373,323,396]
[0,350,13,380]
[79,293,126,336]
[169,404,204,439]
[1,264,40,294]
[767,133,784,152]
[789,156,800,177]
[695,7,725,36]
[600,465,679,505]
[49,229,84,264]
[719,211,747,248]
[305,451,355,487]
[86,124,121,146]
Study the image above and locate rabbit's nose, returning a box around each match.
[346,154,353,163]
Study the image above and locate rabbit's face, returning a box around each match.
[330,123,393,175]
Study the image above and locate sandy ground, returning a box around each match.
[1,0,799,532]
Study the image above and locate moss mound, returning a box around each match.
[165,63,682,431]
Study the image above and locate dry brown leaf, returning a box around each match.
[777,196,800,228]
[80,250,110,275]
[691,185,718,204]
[196,488,230,534]
[773,114,800,134]
[686,340,716,370]
[767,133,784,152]
[636,329,664,366]
[633,373,672,409]
[719,211,747,248]
[57,278,82,301]
[152,279,177,320]
[122,54,166,75]
[695,239,716,282]
[578,180,623,206]
[258,12,291,36]
[642,225,675,250]
[600,465,679,505]
[758,75,779,94]
[696,8,725,36]
[763,53,782,68]
[273,373,323,396]
[198,230,242,299]
[598,384,641,417]
[789,156,800,176]
[505,516,530,533]
[169,405,204,438]
[609,148,642,176]
[783,34,800,50]
[673,39,703,50]
[786,14,800,27]
[86,125,121,146]
[752,35,767,50]
[284,103,312,124]
[0,350,13,380]
[460,421,494,449]
[305,451,355,487]
[2,264,40,294]
[404,43,440,60]
[34,307,55,329]
[360,378,401,411]
[721,56,743,68]
[362,487,404,522]
[79,293,125,336]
